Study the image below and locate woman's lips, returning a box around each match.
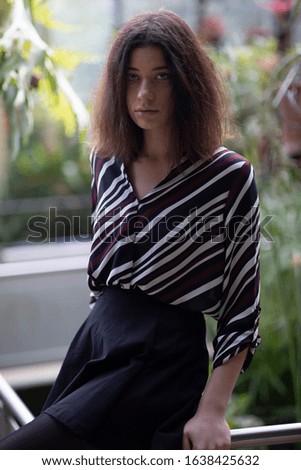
[135,109,158,113]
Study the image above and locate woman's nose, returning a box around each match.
[138,79,154,100]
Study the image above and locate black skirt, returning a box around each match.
[43,287,209,449]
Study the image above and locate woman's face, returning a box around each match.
[126,45,175,133]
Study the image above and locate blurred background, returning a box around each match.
[0,0,301,447]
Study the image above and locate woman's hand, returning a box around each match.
[182,413,231,450]
[182,350,248,450]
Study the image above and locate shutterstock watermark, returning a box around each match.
[26,207,92,243]
[26,206,275,244]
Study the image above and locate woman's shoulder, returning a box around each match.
[89,148,120,176]
[209,147,255,181]
[182,148,253,188]
[211,147,251,168]
[89,147,111,166]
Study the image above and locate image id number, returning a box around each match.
[185,455,260,466]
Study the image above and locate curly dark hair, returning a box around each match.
[90,10,232,164]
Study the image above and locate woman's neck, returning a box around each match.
[141,128,173,163]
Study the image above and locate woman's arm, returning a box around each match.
[182,348,248,450]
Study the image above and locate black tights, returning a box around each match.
[0,413,94,450]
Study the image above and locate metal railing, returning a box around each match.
[231,422,301,448]
[0,372,301,447]
[0,373,34,438]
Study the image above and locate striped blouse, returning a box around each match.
[87,147,261,370]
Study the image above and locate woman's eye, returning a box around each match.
[127,73,138,81]
[156,72,172,80]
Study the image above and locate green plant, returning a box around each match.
[0,0,89,157]
[0,113,91,244]
[210,38,285,169]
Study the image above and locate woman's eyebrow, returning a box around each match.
[127,65,170,71]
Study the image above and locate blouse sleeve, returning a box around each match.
[88,148,100,308]
[89,147,98,218]
[212,160,261,372]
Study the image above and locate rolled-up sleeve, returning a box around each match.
[212,160,261,372]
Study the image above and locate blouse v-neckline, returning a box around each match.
[120,160,180,203]
[119,150,224,203]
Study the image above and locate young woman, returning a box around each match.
[0,10,260,450]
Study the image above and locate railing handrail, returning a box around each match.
[231,422,301,448]
[0,193,90,216]
[0,373,34,427]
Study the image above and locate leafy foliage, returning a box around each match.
[210,38,285,169]
[0,0,89,156]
